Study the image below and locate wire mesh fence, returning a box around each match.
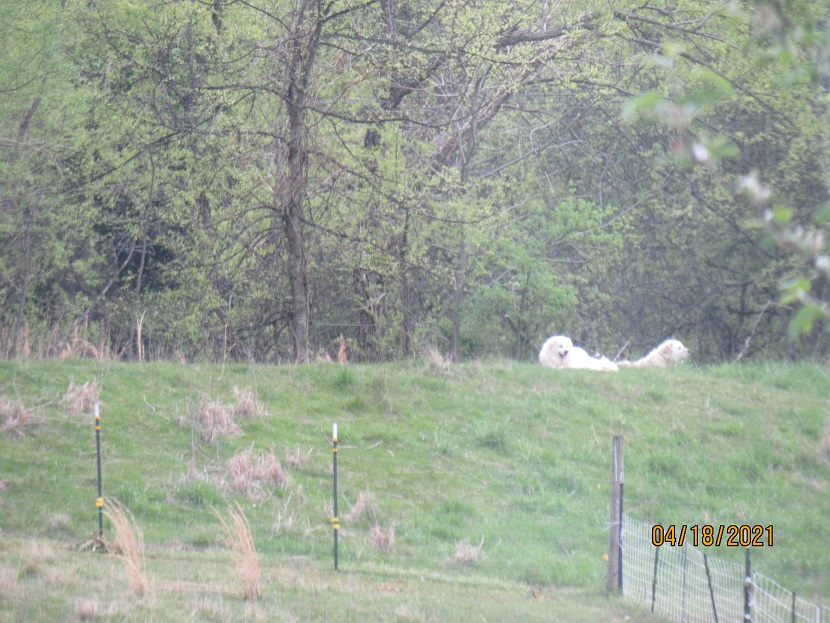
[621,515,829,623]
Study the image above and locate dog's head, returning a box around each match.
[542,335,573,363]
[660,339,690,363]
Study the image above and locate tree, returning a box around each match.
[623,0,830,358]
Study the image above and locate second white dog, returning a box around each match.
[620,339,690,368]
[538,335,619,372]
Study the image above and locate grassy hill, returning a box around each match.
[1,358,828,621]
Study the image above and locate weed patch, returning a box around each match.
[104,498,147,596]
[370,524,395,552]
[1,398,36,436]
[345,490,378,523]
[62,381,99,417]
[451,537,485,566]
[285,445,313,469]
[191,399,240,443]
[231,386,265,419]
[212,504,260,602]
[332,366,355,390]
[228,449,288,497]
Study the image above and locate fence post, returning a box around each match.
[704,554,720,623]
[744,548,752,623]
[681,544,689,623]
[94,402,103,540]
[331,422,339,571]
[791,591,796,623]
[651,546,660,614]
[607,435,624,592]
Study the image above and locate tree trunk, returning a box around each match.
[279,0,322,363]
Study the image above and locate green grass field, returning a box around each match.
[1,358,828,621]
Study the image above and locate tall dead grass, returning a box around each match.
[212,503,260,602]
[285,445,313,468]
[74,597,99,621]
[451,537,485,566]
[423,346,451,374]
[231,386,265,419]
[228,449,288,497]
[62,381,99,417]
[103,498,147,596]
[1,398,36,436]
[370,525,395,552]
[193,399,240,443]
[345,490,378,523]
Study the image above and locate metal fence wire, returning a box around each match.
[621,515,829,623]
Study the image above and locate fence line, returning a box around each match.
[621,515,829,623]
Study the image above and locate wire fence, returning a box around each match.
[621,515,829,623]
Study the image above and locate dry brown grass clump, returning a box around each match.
[422,346,451,373]
[284,445,313,468]
[231,386,265,419]
[75,597,99,621]
[344,490,377,523]
[62,381,99,417]
[229,449,288,497]
[338,335,348,364]
[451,537,485,566]
[193,399,241,443]
[103,498,147,596]
[1,398,37,436]
[213,503,260,602]
[370,525,395,552]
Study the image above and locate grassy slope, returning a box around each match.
[0,359,828,621]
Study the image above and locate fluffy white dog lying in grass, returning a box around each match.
[538,335,619,372]
[619,339,690,368]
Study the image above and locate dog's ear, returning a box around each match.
[660,342,674,355]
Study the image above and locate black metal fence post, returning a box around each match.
[651,547,660,614]
[651,545,660,614]
[704,553,720,623]
[95,402,103,539]
[332,422,339,571]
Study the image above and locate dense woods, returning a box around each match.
[2,0,829,363]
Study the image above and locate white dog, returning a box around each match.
[620,339,690,368]
[538,335,619,372]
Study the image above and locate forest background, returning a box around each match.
[3,0,830,364]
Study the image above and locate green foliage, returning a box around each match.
[623,0,830,350]
[3,0,830,363]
